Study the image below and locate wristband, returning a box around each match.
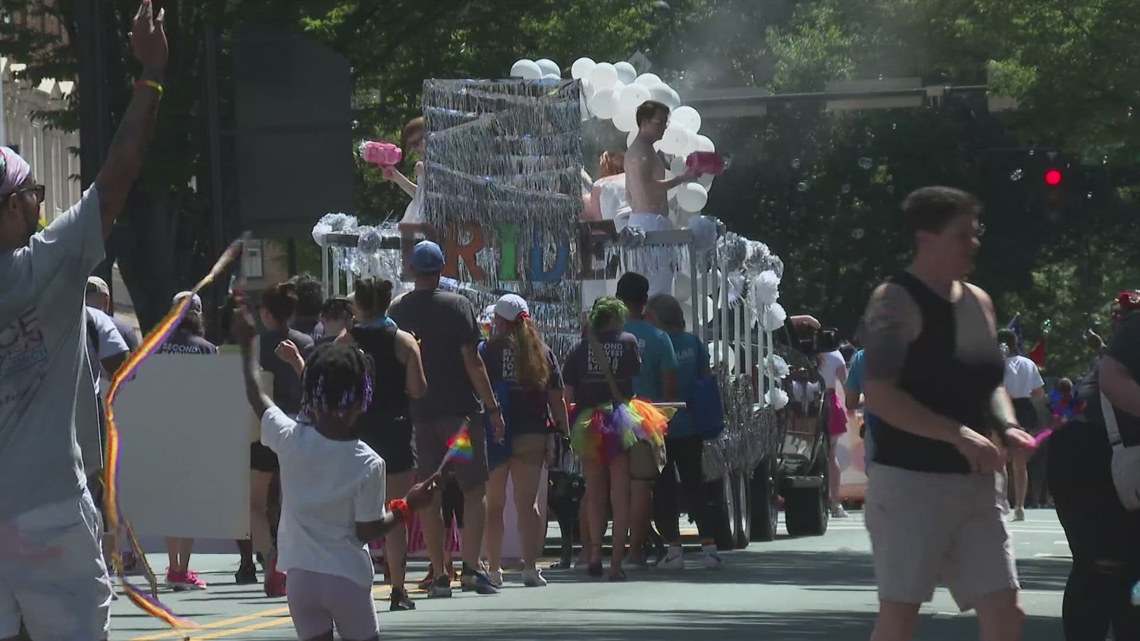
[387,498,411,524]
[134,79,164,96]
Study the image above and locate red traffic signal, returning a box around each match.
[1045,169,1063,186]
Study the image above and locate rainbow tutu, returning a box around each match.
[570,399,673,466]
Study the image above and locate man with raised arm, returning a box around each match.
[0,3,167,639]
[624,100,698,295]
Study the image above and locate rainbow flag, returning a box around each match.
[444,424,475,463]
[101,232,250,628]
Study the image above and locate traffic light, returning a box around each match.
[1044,169,1063,186]
[1044,165,1066,218]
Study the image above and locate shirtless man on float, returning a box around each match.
[624,100,699,295]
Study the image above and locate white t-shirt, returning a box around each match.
[596,176,632,229]
[818,350,847,390]
[1003,355,1045,399]
[0,187,105,522]
[261,406,388,589]
[400,162,426,224]
[792,380,821,403]
[77,307,129,474]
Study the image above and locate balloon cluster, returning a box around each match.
[508,56,717,215]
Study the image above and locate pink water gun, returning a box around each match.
[686,151,727,176]
[360,141,403,168]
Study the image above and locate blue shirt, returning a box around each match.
[665,331,708,438]
[845,349,877,465]
[357,316,398,329]
[624,319,678,401]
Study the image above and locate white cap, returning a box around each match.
[173,291,203,313]
[86,276,110,296]
[494,294,529,322]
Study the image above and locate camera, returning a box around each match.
[781,319,840,356]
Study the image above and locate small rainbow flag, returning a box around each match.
[444,424,475,464]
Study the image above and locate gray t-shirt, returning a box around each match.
[0,187,105,521]
[388,289,482,422]
[77,306,129,474]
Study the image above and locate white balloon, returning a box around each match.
[698,174,714,190]
[649,84,681,109]
[694,134,715,153]
[571,57,596,80]
[635,73,662,86]
[626,129,638,149]
[588,89,619,119]
[589,63,619,90]
[511,59,543,80]
[659,126,691,155]
[670,155,688,175]
[613,108,639,133]
[613,61,637,85]
[676,183,709,212]
[680,129,703,157]
[671,106,702,133]
[541,73,560,81]
[618,84,652,114]
[535,58,560,77]
[687,215,718,251]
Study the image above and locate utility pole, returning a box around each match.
[75,0,116,288]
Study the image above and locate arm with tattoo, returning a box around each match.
[862,283,965,443]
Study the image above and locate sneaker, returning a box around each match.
[263,553,287,597]
[460,570,501,595]
[522,567,547,587]
[427,574,453,599]
[166,569,207,591]
[389,588,416,611]
[488,568,504,588]
[1012,507,1026,522]
[702,550,724,569]
[831,505,849,518]
[658,551,685,570]
[235,563,258,585]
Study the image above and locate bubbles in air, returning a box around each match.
[858,157,873,170]
[841,184,851,194]
[1010,168,1023,182]
[790,158,801,169]
[852,228,865,239]
[796,181,810,192]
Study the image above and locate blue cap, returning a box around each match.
[411,240,445,273]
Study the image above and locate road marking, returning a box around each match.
[128,587,391,641]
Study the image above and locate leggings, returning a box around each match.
[653,436,717,544]
[286,569,378,641]
[1047,421,1140,640]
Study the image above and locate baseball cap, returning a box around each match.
[86,276,110,296]
[411,240,445,273]
[616,272,650,305]
[173,291,203,313]
[494,294,530,322]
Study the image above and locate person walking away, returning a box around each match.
[0,3,165,638]
[153,292,217,590]
[996,329,1046,521]
[615,272,677,567]
[481,294,569,588]
[562,297,642,581]
[288,274,325,341]
[861,187,1035,641]
[231,300,440,641]
[388,240,506,597]
[818,347,850,518]
[646,293,724,569]
[340,278,427,611]
[86,276,141,350]
[236,281,314,595]
[1046,291,1140,640]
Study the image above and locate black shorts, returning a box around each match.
[358,416,416,476]
[250,442,280,472]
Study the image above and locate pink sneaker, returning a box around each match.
[166,568,208,591]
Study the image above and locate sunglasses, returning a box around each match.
[11,184,46,204]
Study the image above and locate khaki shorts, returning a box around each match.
[415,415,489,491]
[629,441,666,482]
[865,464,1019,611]
[511,434,549,467]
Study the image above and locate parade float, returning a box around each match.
[313,55,831,549]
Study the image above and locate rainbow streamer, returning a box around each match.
[102,233,249,628]
[444,424,475,464]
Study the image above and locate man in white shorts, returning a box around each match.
[624,100,698,296]
[0,3,166,639]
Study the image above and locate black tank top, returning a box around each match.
[872,272,1005,474]
[351,324,409,431]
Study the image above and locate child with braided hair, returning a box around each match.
[232,300,440,641]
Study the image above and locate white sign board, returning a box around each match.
[113,354,252,540]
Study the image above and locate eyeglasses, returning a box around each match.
[12,184,46,204]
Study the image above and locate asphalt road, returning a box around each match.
[112,509,1068,641]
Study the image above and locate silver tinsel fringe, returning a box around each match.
[701,365,786,481]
